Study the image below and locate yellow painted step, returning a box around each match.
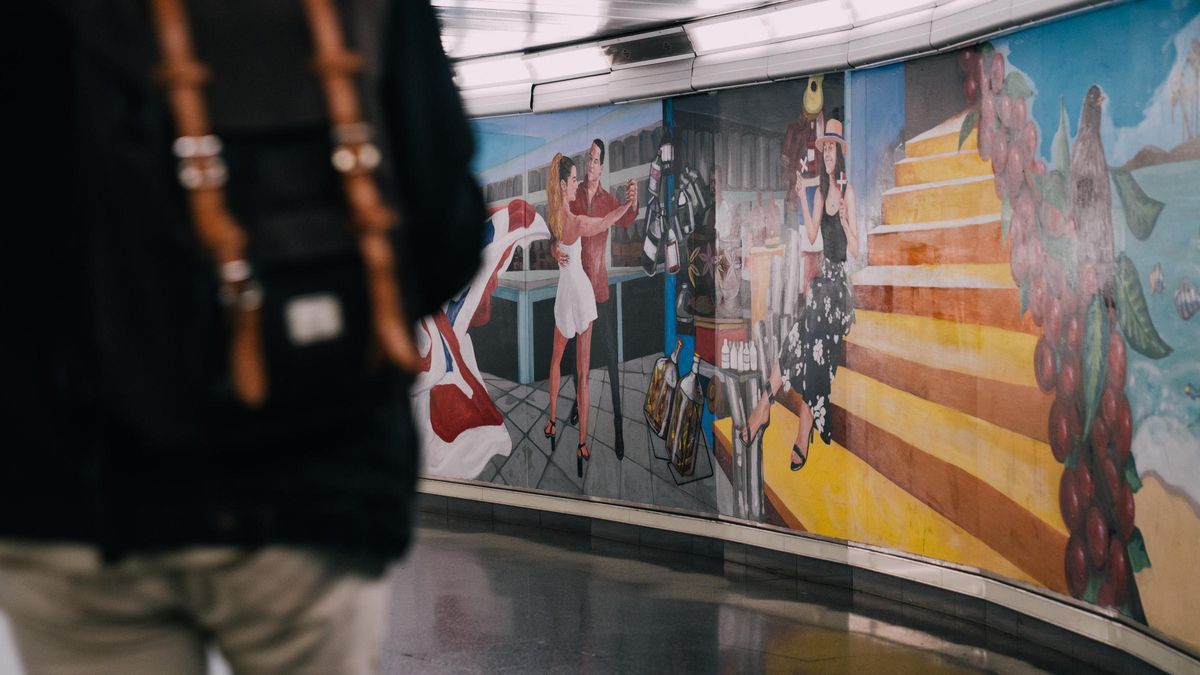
[895,150,994,187]
[852,263,1016,289]
[846,310,1038,388]
[713,415,1038,586]
[905,112,978,158]
[882,175,1001,226]
[830,369,1068,538]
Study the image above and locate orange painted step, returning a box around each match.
[882,175,1001,226]
[854,285,1037,334]
[851,263,1036,333]
[895,149,994,187]
[867,216,1008,266]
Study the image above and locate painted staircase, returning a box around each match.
[714,112,1067,593]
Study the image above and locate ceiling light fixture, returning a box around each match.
[454,55,530,88]
[767,0,854,40]
[849,0,936,24]
[686,13,772,54]
[524,45,611,83]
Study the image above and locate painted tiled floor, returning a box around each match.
[477,353,720,515]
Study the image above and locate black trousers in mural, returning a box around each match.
[564,297,623,456]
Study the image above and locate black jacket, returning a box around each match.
[0,0,484,563]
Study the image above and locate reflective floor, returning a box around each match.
[382,514,1094,674]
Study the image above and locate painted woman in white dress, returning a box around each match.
[543,153,635,477]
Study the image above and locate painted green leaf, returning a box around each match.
[1111,168,1164,241]
[1124,454,1142,492]
[1039,170,1069,214]
[1001,197,1013,240]
[1081,295,1108,442]
[1004,71,1034,99]
[1083,571,1103,604]
[1066,444,1081,469]
[1127,528,1152,572]
[1042,233,1078,284]
[981,42,996,64]
[1115,254,1173,359]
[1053,96,1071,177]
[959,110,979,151]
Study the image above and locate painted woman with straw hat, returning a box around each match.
[743,118,860,471]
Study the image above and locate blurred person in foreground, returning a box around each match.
[0,1,484,673]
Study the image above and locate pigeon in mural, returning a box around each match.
[1071,85,1116,291]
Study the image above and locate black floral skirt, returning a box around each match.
[780,260,855,444]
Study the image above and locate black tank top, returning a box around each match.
[820,194,848,263]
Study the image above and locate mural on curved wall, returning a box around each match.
[419,0,1200,651]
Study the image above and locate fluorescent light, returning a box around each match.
[686,13,772,54]
[454,55,530,88]
[850,0,936,24]
[450,30,528,59]
[524,45,610,83]
[767,0,854,40]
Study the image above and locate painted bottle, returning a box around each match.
[668,351,704,477]
[644,339,682,439]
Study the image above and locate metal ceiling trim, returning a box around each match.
[847,8,935,68]
[532,72,615,112]
[459,82,532,118]
[691,45,771,90]
[930,0,1013,48]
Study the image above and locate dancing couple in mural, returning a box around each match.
[742,118,860,471]
[543,143,638,476]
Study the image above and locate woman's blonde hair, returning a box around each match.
[546,153,575,241]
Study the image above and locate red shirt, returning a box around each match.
[570,180,636,304]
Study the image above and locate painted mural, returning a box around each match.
[419,0,1200,651]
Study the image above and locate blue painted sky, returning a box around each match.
[849,63,906,203]
[470,103,663,179]
[1003,0,1200,163]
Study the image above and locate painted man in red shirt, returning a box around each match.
[557,138,637,459]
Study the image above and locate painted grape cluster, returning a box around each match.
[961,44,1152,620]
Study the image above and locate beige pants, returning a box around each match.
[0,544,391,675]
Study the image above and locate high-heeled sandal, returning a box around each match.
[576,442,590,478]
[544,421,557,453]
[791,426,814,471]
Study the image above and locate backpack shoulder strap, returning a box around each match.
[300,0,420,373]
[147,0,422,410]
[148,0,267,406]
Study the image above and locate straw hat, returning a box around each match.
[815,118,847,153]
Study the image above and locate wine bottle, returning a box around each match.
[668,351,704,477]
[643,339,683,438]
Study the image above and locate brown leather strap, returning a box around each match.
[148,0,268,407]
[300,0,422,374]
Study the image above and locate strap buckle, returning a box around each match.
[331,124,382,175]
[173,135,227,190]
[216,260,263,311]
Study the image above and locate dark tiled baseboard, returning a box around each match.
[416,491,1171,673]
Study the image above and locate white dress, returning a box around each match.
[553,238,598,338]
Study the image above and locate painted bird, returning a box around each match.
[1185,384,1200,401]
[1071,85,1116,291]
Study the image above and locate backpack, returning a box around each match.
[71,0,478,452]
